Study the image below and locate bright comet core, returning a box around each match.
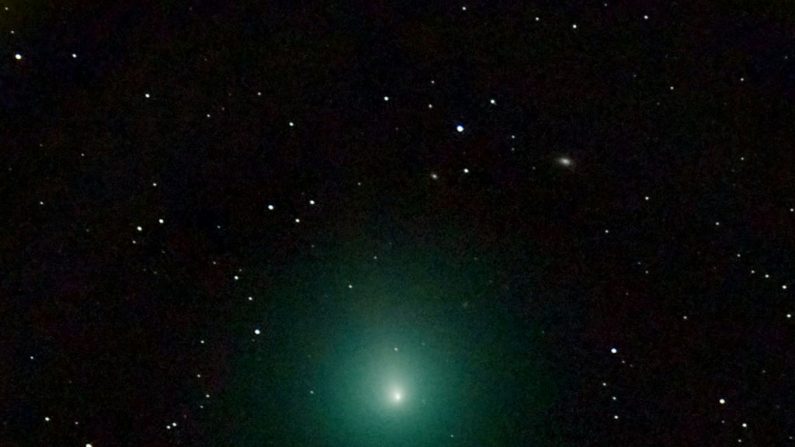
[390,387,404,404]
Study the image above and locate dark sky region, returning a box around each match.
[2,1,795,446]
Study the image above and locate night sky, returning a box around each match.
[3,1,795,446]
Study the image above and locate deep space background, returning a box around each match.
[2,1,795,445]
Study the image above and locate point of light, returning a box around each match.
[389,386,405,404]
[456,124,464,132]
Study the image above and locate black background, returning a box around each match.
[2,1,795,445]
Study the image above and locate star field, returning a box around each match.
[2,1,795,446]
